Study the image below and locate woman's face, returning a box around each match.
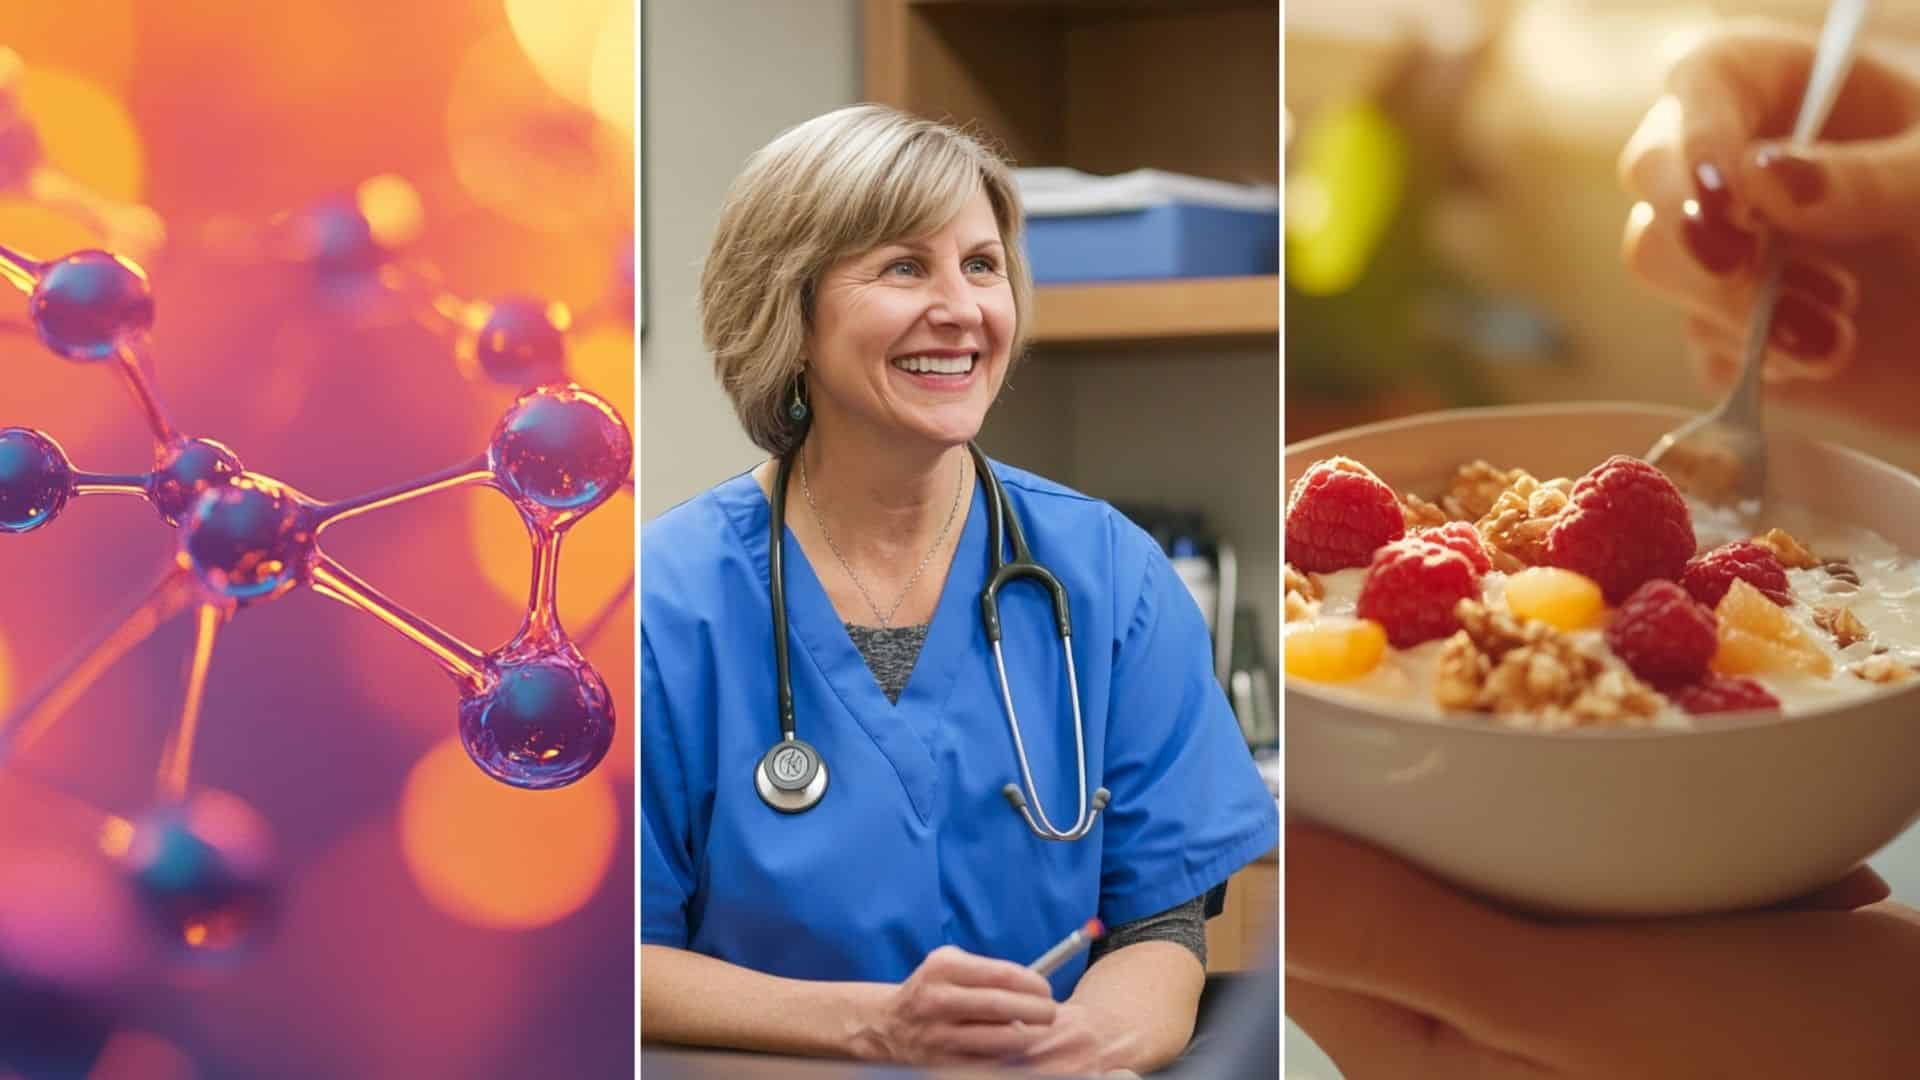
[804,190,1015,453]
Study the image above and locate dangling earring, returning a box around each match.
[788,376,810,423]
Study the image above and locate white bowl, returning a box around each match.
[1285,402,1920,917]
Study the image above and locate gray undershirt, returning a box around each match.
[846,621,1208,970]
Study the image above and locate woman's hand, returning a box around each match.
[1007,1000,1142,1076]
[1285,824,1919,1079]
[849,944,1059,1066]
[1619,21,1920,430]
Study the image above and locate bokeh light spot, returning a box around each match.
[354,173,424,252]
[12,66,145,200]
[398,736,617,930]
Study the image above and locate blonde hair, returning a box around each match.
[700,104,1033,457]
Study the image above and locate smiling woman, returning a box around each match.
[639,104,1278,1075]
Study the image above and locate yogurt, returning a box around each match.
[1289,492,1920,725]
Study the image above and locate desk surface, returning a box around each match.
[639,1046,1101,1079]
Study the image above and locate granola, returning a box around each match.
[1437,601,1664,729]
[1474,475,1572,573]
[1812,606,1870,650]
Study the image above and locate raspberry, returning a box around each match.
[1544,455,1695,604]
[1680,540,1792,608]
[1355,538,1480,648]
[1604,580,1718,688]
[1668,675,1781,715]
[1286,457,1405,573]
[1416,520,1492,575]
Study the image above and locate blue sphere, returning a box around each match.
[460,297,569,388]
[180,477,315,603]
[117,792,275,961]
[0,427,74,533]
[148,437,243,527]
[459,645,614,789]
[30,251,154,362]
[487,385,632,526]
[291,198,382,275]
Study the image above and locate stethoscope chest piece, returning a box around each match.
[756,737,828,813]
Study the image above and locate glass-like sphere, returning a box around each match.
[148,437,243,527]
[289,198,382,275]
[457,297,569,388]
[459,643,614,789]
[179,476,315,603]
[30,251,154,362]
[115,790,275,961]
[487,385,632,527]
[0,427,73,533]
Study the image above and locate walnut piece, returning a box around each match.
[1752,528,1820,570]
[1440,461,1530,522]
[1849,654,1912,684]
[1474,475,1573,573]
[1283,563,1321,623]
[1401,492,1448,529]
[1436,601,1665,729]
[1813,606,1870,649]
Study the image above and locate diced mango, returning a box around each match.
[1503,567,1605,631]
[1285,619,1389,682]
[1712,578,1832,677]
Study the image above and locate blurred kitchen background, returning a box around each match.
[0,2,634,1077]
[1287,1,1920,1076]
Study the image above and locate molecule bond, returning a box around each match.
[0,238,633,958]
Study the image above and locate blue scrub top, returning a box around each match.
[640,458,1278,997]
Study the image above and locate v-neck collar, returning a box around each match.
[716,464,991,825]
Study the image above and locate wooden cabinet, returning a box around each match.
[863,0,1280,346]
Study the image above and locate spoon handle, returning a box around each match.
[1732,0,1873,422]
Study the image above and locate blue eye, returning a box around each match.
[964,256,997,275]
[884,260,920,277]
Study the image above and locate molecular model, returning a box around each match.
[0,238,633,958]
[240,174,639,644]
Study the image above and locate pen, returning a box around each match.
[1027,917,1106,976]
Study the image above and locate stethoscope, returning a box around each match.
[758,442,1111,842]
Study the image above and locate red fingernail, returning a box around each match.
[1781,260,1853,310]
[1769,291,1841,358]
[1693,162,1735,218]
[1683,162,1757,275]
[1753,146,1827,206]
[1682,212,1757,275]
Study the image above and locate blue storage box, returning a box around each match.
[1022,203,1280,284]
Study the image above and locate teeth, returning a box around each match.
[892,354,975,375]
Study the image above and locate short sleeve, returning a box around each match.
[1095,536,1279,927]
[640,632,696,947]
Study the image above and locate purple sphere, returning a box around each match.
[459,644,614,789]
[148,437,243,527]
[487,385,632,528]
[460,297,570,388]
[0,427,73,533]
[179,477,315,603]
[30,251,154,362]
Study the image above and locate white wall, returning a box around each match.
[639,0,863,519]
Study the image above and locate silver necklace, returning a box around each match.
[801,452,965,628]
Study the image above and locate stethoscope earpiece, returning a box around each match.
[757,738,828,813]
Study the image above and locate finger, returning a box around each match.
[1624,203,1859,334]
[1685,303,1856,384]
[915,983,1058,1027]
[1286,977,1546,1080]
[1620,95,1688,205]
[923,1019,1053,1061]
[1739,131,1920,241]
[1773,865,1893,912]
[919,944,1054,998]
[1283,824,1570,1058]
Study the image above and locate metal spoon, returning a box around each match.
[1645,0,1874,523]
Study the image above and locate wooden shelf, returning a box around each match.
[1030,276,1278,347]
